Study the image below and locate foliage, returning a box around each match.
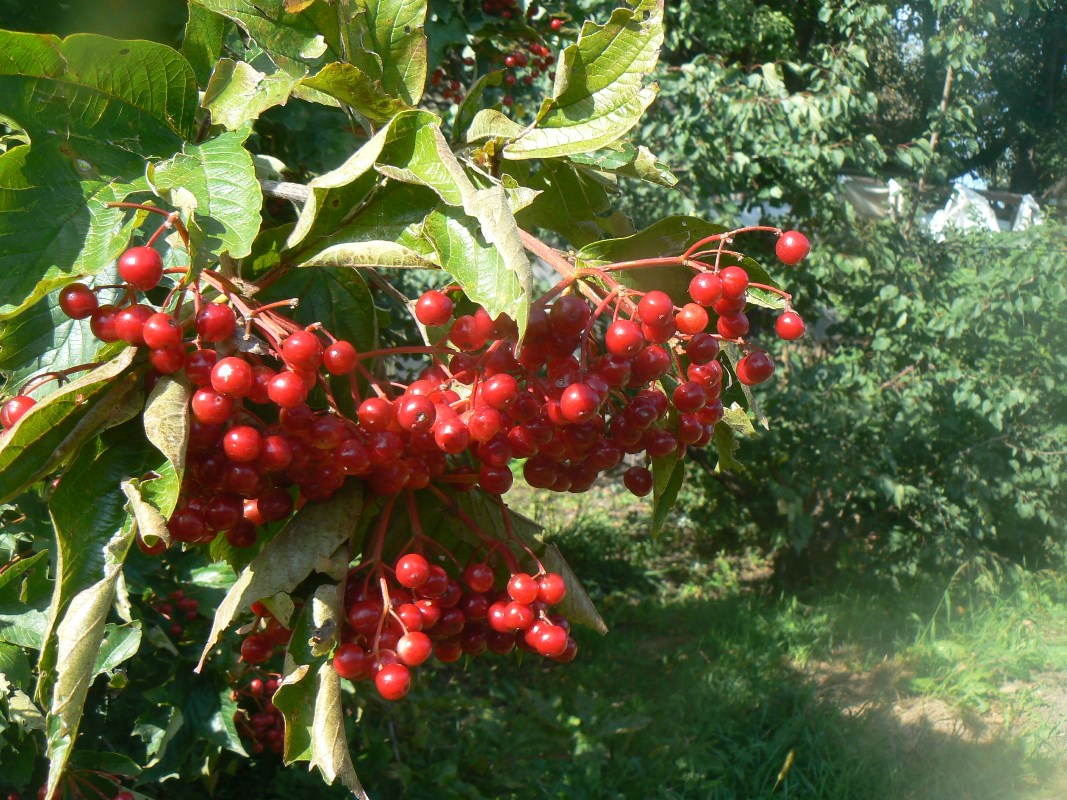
[0,0,818,797]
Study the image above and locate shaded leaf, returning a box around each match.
[650,451,684,536]
[301,62,411,124]
[0,31,198,155]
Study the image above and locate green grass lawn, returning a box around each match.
[213,488,1067,800]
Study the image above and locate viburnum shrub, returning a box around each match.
[0,1,810,797]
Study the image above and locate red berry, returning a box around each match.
[686,333,720,364]
[397,631,432,666]
[675,303,709,335]
[630,345,671,384]
[719,266,749,300]
[185,349,217,386]
[142,312,184,349]
[0,395,35,428]
[434,417,470,454]
[211,357,253,398]
[776,230,810,265]
[557,382,598,424]
[672,381,706,413]
[267,371,308,409]
[775,310,806,340]
[323,340,358,374]
[415,290,454,326]
[118,246,164,291]
[717,312,750,339]
[281,331,323,371]
[550,17,563,30]
[688,272,722,306]
[507,573,539,604]
[357,397,395,432]
[537,573,566,605]
[375,663,411,700]
[637,290,674,326]
[114,304,153,345]
[504,601,534,630]
[478,464,514,494]
[223,425,262,462]
[89,304,120,342]
[396,553,430,589]
[605,319,644,357]
[463,562,495,593]
[535,624,569,657]
[623,466,653,497]
[240,633,273,664]
[480,373,520,411]
[549,295,590,336]
[736,352,775,385]
[333,642,369,680]
[58,282,98,319]
[150,346,185,374]
[195,303,236,343]
[191,388,234,425]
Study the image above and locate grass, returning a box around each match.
[213,488,1067,800]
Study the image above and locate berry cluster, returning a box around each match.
[334,550,574,701]
[2,202,809,713]
[149,587,201,640]
[233,670,284,755]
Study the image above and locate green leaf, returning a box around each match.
[67,750,141,778]
[650,451,684,536]
[0,31,198,155]
[349,0,428,107]
[301,62,412,124]
[44,510,137,800]
[182,2,229,85]
[0,642,32,690]
[91,622,142,677]
[274,583,368,796]
[567,141,677,187]
[258,266,378,353]
[0,142,149,320]
[514,159,620,248]
[149,130,263,260]
[0,287,123,394]
[467,2,663,159]
[132,705,183,769]
[142,376,191,482]
[203,58,299,130]
[0,349,141,506]
[197,483,364,670]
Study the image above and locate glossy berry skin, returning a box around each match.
[776,230,810,265]
[240,634,273,664]
[282,331,323,371]
[686,333,720,364]
[397,631,432,666]
[559,382,600,423]
[375,663,411,700]
[675,303,709,335]
[736,352,775,385]
[267,371,308,409]
[535,624,569,657]
[323,340,358,374]
[605,319,644,357]
[333,642,369,680]
[397,395,436,433]
[623,466,653,497]
[717,312,750,340]
[0,395,35,428]
[118,246,164,291]
[637,290,674,326]
[114,304,153,345]
[223,425,262,462]
[396,553,430,588]
[550,295,590,336]
[480,373,519,411]
[719,266,750,300]
[185,349,217,386]
[142,312,184,349]
[775,310,806,340]
[537,573,567,605]
[191,388,234,425]
[58,283,98,319]
[507,573,539,604]
[688,272,722,306]
[150,346,185,374]
[415,290,454,326]
[211,357,254,397]
[196,303,237,343]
